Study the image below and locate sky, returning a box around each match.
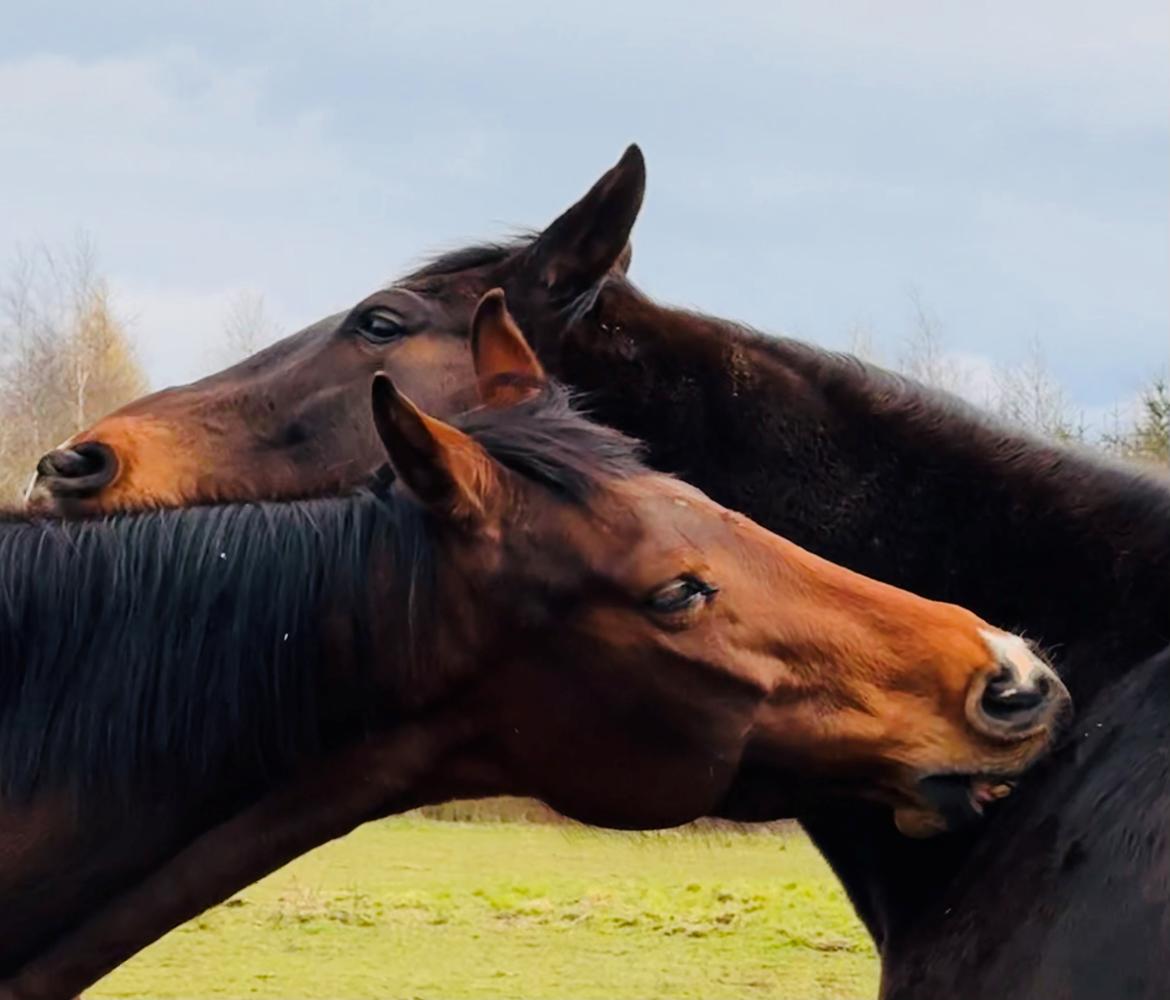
[1,2,1166,429]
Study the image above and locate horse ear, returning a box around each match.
[519,144,645,303]
[371,373,498,522]
[471,289,546,406]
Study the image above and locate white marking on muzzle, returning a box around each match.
[980,629,1053,688]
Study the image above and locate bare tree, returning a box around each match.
[1102,376,1170,468]
[898,287,967,396]
[70,276,149,428]
[846,321,882,365]
[874,291,1151,454]
[220,290,281,364]
[0,236,148,502]
[993,336,1085,442]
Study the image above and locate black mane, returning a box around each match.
[404,234,533,283]
[0,494,406,803]
[454,381,645,501]
[0,383,645,804]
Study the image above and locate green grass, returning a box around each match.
[93,816,878,1000]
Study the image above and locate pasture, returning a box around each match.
[93,813,878,1000]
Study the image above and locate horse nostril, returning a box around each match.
[35,442,118,496]
[40,448,94,478]
[980,664,1049,724]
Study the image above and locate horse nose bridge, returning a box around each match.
[105,383,212,425]
[65,381,234,456]
[979,629,1061,690]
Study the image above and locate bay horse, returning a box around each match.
[39,150,1168,998]
[0,293,1069,1000]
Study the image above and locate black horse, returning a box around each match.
[501,147,1170,999]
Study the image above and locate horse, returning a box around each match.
[37,149,1168,998]
[0,293,1069,1000]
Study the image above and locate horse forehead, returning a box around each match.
[396,267,495,304]
[586,477,739,557]
[617,476,735,531]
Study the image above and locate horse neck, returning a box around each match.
[554,284,1170,701]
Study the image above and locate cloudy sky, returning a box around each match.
[2,2,1166,427]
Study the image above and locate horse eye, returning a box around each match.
[645,576,719,615]
[355,308,408,344]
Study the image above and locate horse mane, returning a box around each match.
[0,493,415,804]
[738,312,1170,523]
[0,382,645,805]
[403,233,535,283]
[453,381,645,500]
[601,269,1170,513]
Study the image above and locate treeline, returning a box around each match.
[1,241,1165,507]
[0,239,147,502]
[858,289,1168,468]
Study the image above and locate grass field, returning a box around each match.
[93,814,879,1000]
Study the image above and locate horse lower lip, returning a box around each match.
[916,773,1017,829]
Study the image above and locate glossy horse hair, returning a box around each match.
[0,493,406,804]
[0,383,643,805]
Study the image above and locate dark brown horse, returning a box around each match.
[1,294,1069,1000]
[40,149,1169,998]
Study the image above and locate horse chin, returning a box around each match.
[896,773,1019,838]
[894,805,953,838]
